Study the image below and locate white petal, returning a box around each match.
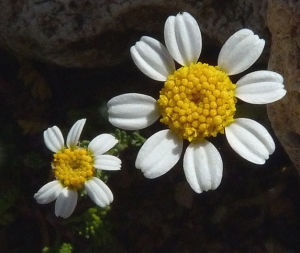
[85,177,113,207]
[107,93,161,130]
[130,36,175,81]
[164,12,202,66]
[55,188,78,218]
[237,70,283,84]
[183,141,223,193]
[135,129,183,178]
[34,180,63,204]
[218,29,254,64]
[235,70,286,104]
[44,126,64,153]
[94,155,121,170]
[89,134,118,156]
[225,118,275,164]
[66,119,86,149]
[218,29,265,75]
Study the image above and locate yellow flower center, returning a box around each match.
[53,148,94,189]
[157,62,237,142]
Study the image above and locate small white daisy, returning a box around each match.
[34,118,121,218]
[107,12,286,193]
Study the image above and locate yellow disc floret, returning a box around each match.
[157,62,237,142]
[53,148,94,189]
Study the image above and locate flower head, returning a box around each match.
[107,12,286,193]
[34,119,121,218]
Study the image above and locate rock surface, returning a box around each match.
[267,0,300,173]
[0,0,268,68]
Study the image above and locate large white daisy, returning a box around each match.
[107,12,286,193]
[34,118,121,218]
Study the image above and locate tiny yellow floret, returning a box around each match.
[157,63,236,142]
[53,148,94,189]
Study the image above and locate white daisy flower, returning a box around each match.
[34,119,121,218]
[107,12,286,193]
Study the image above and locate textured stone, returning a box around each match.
[0,0,268,68]
[267,0,300,172]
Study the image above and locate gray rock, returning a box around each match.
[267,0,300,173]
[0,0,268,68]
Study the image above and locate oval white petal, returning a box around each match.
[183,141,223,193]
[235,70,286,104]
[218,29,265,75]
[94,155,121,170]
[107,93,161,130]
[89,134,118,156]
[225,118,275,164]
[66,118,86,149]
[237,70,284,84]
[85,177,113,207]
[34,180,63,204]
[164,12,202,66]
[55,188,78,218]
[135,129,183,178]
[218,29,254,62]
[130,36,175,81]
[44,126,64,153]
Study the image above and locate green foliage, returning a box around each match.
[109,129,146,156]
[78,206,112,241]
[43,243,73,253]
